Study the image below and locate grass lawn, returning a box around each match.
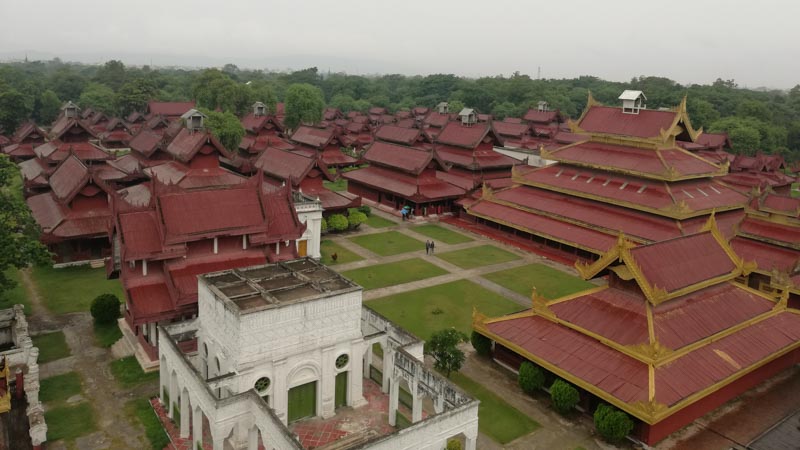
[342,258,448,290]
[450,372,539,444]
[126,397,171,450]
[349,231,422,256]
[437,245,520,269]
[39,372,82,405]
[320,239,364,265]
[32,331,71,363]
[111,356,159,388]
[412,224,473,245]
[365,215,396,229]
[0,268,32,315]
[484,263,594,299]
[323,178,347,192]
[32,264,124,315]
[94,321,122,348]
[44,403,97,442]
[367,280,522,340]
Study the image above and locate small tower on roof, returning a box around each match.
[537,100,549,112]
[252,101,267,117]
[181,108,207,132]
[436,102,449,115]
[62,101,80,119]
[459,107,477,126]
[619,90,646,114]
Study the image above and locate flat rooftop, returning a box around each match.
[202,258,360,314]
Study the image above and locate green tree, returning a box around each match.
[424,328,467,378]
[347,211,367,229]
[491,101,521,120]
[38,90,61,124]
[0,155,50,301]
[687,98,720,129]
[550,379,580,414]
[90,293,121,324]
[469,331,491,357]
[250,82,278,114]
[80,82,117,115]
[594,403,634,444]
[0,86,32,133]
[93,60,126,91]
[49,68,87,102]
[327,214,348,232]
[518,361,545,395]
[116,78,158,117]
[329,94,357,113]
[199,108,246,152]
[284,83,325,130]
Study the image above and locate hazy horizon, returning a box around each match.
[2,0,798,90]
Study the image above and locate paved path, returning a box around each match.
[21,269,157,450]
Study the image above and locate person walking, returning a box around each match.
[425,240,430,255]
[430,240,435,254]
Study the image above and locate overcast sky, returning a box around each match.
[1,0,797,89]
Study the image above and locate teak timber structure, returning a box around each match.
[473,216,800,445]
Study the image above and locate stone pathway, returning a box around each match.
[20,269,157,450]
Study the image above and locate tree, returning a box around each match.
[329,94,357,113]
[284,83,325,130]
[93,60,126,91]
[0,155,50,302]
[49,68,87,102]
[320,217,328,233]
[424,328,467,378]
[116,78,158,116]
[199,108,246,152]
[90,293,121,324]
[38,90,61,124]
[518,361,545,395]
[594,403,634,444]
[347,211,367,229]
[327,214,348,232]
[550,379,580,414]
[80,82,117,115]
[0,87,32,133]
[469,331,491,357]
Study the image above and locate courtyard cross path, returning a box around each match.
[20,268,157,450]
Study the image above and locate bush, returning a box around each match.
[518,361,545,395]
[358,205,372,216]
[348,211,368,229]
[470,331,492,357]
[321,217,328,233]
[328,214,349,232]
[594,403,634,444]
[550,379,579,414]
[90,293,121,324]
[446,439,462,450]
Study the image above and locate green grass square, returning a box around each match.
[483,263,594,299]
[320,239,364,265]
[94,322,122,348]
[32,265,124,315]
[44,403,97,442]
[322,178,347,192]
[39,372,82,405]
[365,215,397,228]
[437,245,520,269]
[0,269,32,315]
[412,224,472,244]
[348,231,423,256]
[126,397,171,450]
[32,331,71,363]
[366,280,522,340]
[111,356,159,388]
[342,258,448,290]
[450,372,539,443]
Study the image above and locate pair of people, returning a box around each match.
[425,240,435,254]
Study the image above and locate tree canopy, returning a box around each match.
[424,328,467,378]
[284,83,325,131]
[198,108,245,153]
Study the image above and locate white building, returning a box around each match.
[292,191,323,259]
[158,259,479,450]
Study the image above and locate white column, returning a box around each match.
[192,406,203,450]
[388,378,399,427]
[247,426,259,450]
[465,424,478,450]
[180,391,190,438]
[211,427,225,450]
[320,346,335,418]
[168,373,177,419]
[382,349,393,394]
[159,359,167,405]
[142,259,148,276]
[349,339,366,407]
[363,345,372,379]
[213,237,219,254]
[273,358,288,425]
[411,380,422,423]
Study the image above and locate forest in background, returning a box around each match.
[1,59,800,161]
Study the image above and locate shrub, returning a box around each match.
[446,439,462,450]
[358,205,372,216]
[321,217,328,233]
[594,403,634,444]
[424,328,467,378]
[328,214,349,232]
[470,331,492,357]
[348,211,368,229]
[550,379,579,414]
[518,361,545,395]
[90,294,120,324]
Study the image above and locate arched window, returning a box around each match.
[254,377,271,394]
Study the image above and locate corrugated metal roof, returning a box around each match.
[364,141,433,174]
[49,155,89,203]
[254,147,315,186]
[731,237,800,273]
[375,125,421,145]
[578,105,676,139]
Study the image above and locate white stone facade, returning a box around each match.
[158,259,479,450]
[293,192,322,259]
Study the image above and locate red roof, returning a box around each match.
[523,109,560,124]
[423,113,450,128]
[375,125,422,145]
[364,141,440,174]
[578,105,678,138]
[491,121,530,138]
[12,121,46,143]
[128,282,174,325]
[548,141,721,180]
[119,211,164,260]
[695,132,731,150]
[254,147,315,186]
[165,129,231,162]
[241,113,269,133]
[34,140,111,163]
[436,122,496,149]
[761,193,800,216]
[2,143,35,158]
[738,217,800,247]
[291,126,335,149]
[628,232,736,293]
[730,237,799,273]
[344,166,464,201]
[49,155,90,203]
[49,117,98,141]
[18,158,48,185]
[319,148,357,166]
[158,187,265,239]
[436,145,517,170]
[147,101,196,117]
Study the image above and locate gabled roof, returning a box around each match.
[33,140,111,163]
[165,128,231,163]
[49,155,90,204]
[423,112,450,128]
[12,121,46,143]
[147,101,196,117]
[254,147,315,187]
[375,124,422,146]
[126,111,145,123]
[49,117,98,141]
[129,129,164,157]
[343,165,465,201]
[290,125,335,149]
[241,112,269,134]
[522,109,560,124]
[363,141,447,175]
[491,121,530,139]
[435,145,518,170]
[435,121,498,149]
[575,217,753,304]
